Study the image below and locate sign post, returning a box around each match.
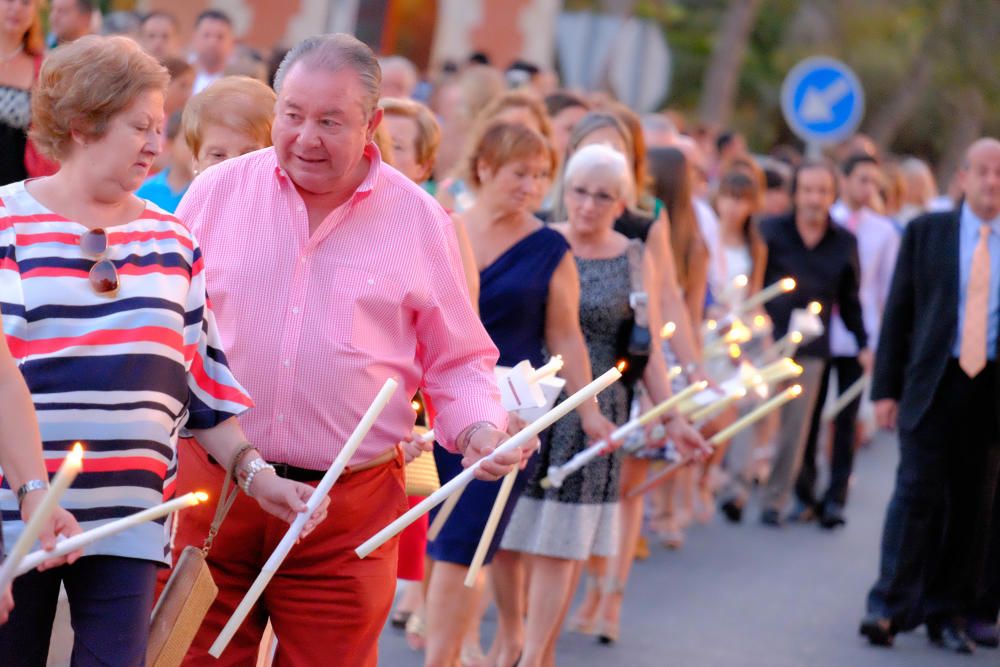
[780,57,865,155]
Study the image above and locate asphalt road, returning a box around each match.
[379,432,997,666]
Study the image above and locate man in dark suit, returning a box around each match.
[861,138,1000,653]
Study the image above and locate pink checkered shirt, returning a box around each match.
[176,145,506,469]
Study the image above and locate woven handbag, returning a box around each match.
[147,445,250,667]
[404,426,440,496]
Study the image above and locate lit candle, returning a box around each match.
[737,277,796,314]
[17,491,207,575]
[689,388,747,424]
[540,380,709,489]
[0,444,84,592]
[660,322,677,340]
[464,469,518,587]
[757,357,804,384]
[668,365,683,380]
[625,385,804,499]
[211,378,399,658]
[771,330,804,359]
[808,301,823,315]
[709,385,803,446]
[355,367,623,560]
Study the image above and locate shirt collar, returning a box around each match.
[961,202,1000,237]
[272,142,382,197]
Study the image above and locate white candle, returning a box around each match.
[528,355,563,383]
[758,357,804,384]
[689,388,746,424]
[737,277,796,314]
[355,367,622,559]
[540,381,708,489]
[464,469,517,587]
[771,330,804,360]
[426,483,467,541]
[210,378,399,658]
[822,375,870,422]
[17,491,207,576]
[0,443,84,592]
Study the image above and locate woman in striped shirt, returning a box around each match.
[0,36,328,665]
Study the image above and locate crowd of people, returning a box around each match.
[0,2,998,666]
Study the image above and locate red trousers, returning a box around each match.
[173,439,407,667]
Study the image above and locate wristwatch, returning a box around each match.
[16,479,49,507]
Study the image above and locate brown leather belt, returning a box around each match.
[269,445,400,482]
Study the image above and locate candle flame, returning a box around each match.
[616,359,628,373]
[668,365,683,379]
[781,277,796,291]
[706,319,718,331]
[660,322,677,339]
[808,301,822,315]
[790,384,803,397]
[790,331,803,344]
[194,491,209,502]
[69,442,84,464]
[411,400,422,413]
[790,362,804,376]
[728,344,742,359]
[753,314,767,328]
[733,274,749,288]
[734,386,748,398]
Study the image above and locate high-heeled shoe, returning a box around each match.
[567,574,601,635]
[595,578,625,645]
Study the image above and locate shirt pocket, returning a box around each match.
[332,265,408,356]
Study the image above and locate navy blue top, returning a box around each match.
[428,225,569,566]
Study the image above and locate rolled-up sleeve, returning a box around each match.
[415,208,507,451]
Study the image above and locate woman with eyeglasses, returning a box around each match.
[501,144,704,663]
[0,36,328,664]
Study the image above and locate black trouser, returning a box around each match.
[0,555,158,666]
[866,361,1000,630]
[971,480,1000,623]
[795,356,864,509]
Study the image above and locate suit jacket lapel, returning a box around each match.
[943,209,961,346]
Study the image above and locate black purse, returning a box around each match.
[616,241,651,387]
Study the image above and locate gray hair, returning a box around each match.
[378,55,418,93]
[273,33,382,114]
[564,143,632,202]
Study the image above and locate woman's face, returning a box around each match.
[716,193,753,229]
[164,69,194,116]
[1,0,35,38]
[194,123,266,174]
[71,88,164,195]
[382,114,428,183]
[480,153,551,215]
[551,106,587,159]
[564,169,625,236]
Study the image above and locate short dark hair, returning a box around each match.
[791,158,839,197]
[195,9,233,29]
[764,166,787,191]
[842,152,879,177]
[716,130,737,155]
[544,90,590,118]
[141,11,179,29]
[468,51,490,66]
[70,0,95,13]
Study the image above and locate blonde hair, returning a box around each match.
[24,0,45,56]
[468,121,556,189]
[379,97,441,169]
[458,90,554,183]
[30,35,169,161]
[182,76,277,158]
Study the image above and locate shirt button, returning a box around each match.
[292,306,300,314]
[296,204,304,212]
[276,414,284,422]
[367,278,374,285]
[283,359,290,367]
[300,257,307,264]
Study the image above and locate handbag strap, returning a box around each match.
[626,240,648,327]
[201,443,254,555]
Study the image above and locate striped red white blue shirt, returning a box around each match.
[0,180,251,564]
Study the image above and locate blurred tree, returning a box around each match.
[697,0,763,128]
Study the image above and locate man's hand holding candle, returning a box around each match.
[458,422,523,480]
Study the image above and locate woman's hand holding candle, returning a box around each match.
[20,497,83,572]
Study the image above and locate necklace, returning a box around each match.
[0,44,24,64]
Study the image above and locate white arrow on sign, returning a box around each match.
[799,77,852,123]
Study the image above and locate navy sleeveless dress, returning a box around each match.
[428,226,569,566]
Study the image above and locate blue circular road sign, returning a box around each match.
[781,56,865,145]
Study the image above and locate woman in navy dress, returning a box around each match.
[424,122,616,667]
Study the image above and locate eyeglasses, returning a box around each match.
[568,186,617,208]
[79,229,119,297]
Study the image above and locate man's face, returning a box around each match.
[794,167,837,225]
[272,63,381,196]
[50,0,90,42]
[191,18,234,71]
[140,15,178,59]
[844,162,881,211]
[963,142,1000,221]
